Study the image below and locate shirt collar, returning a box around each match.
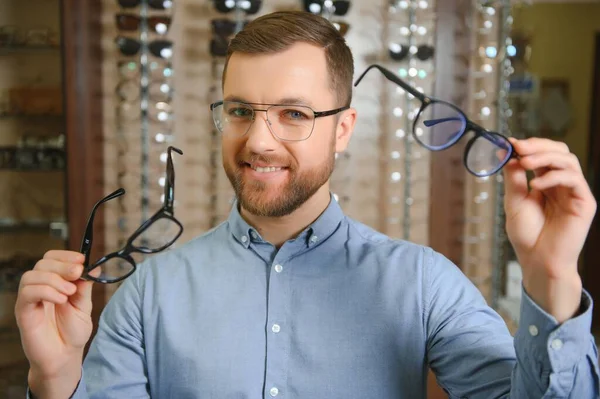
[226,194,345,249]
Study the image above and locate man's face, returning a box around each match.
[221,42,354,217]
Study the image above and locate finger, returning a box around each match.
[17,285,68,307]
[510,137,570,156]
[34,259,84,282]
[518,151,582,174]
[19,270,77,297]
[503,157,529,212]
[530,170,592,200]
[43,250,85,264]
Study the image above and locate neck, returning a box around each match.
[240,185,331,248]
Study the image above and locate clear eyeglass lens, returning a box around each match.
[466,132,511,176]
[90,257,134,282]
[415,101,466,149]
[131,217,181,252]
[212,102,316,141]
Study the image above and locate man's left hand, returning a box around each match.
[503,137,596,323]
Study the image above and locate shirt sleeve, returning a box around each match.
[80,264,150,398]
[423,248,600,398]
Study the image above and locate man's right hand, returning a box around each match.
[15,250,97,398]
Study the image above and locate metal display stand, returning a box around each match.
[490,0,513,309]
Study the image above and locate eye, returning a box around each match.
[228,107,252,118]
[282,109,309,120]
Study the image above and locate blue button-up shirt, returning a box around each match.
[55,198,598,398]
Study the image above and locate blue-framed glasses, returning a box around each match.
[354,64,517,177]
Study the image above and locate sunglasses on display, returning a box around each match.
[213,0,262,15]
[210,36,229,57]
[211,18,248,37]
[389,43,435,62]
[354,64,517,177]
[80,146,183,284]
[304,0,351,16]
[118,0,173,10]
[116,36,173,59]
[115,14,172,35]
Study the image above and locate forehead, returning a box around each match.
[223,42,334,107]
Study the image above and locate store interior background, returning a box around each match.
[0,0,599,397]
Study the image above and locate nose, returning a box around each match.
[244,111,279,154]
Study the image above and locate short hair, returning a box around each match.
[223,10,354,107]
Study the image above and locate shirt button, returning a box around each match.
[310,235,318,243]
[250,231,258,240]
[241,235,248,243]
[272,324,281,333]
[551,338,563,350]
[528,325,539,337]
[269,387,279,396]
[274,264,283,273]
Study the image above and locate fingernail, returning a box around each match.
[71,265,82,275]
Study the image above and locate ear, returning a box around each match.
[334,107,357,153]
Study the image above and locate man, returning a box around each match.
[16,10,599,399]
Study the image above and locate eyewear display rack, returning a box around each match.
[490,0,513,310]
[462,0,514,310]
[384,0,437,245]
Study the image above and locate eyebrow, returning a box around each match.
[223,95,316,108]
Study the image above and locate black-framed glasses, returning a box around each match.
[389,44,435,62]
[116,14,172,35]
[354,64,516,177]
[116,36,173,59]
[210,100,349,141]
[304,0,351,16]
[80,146,184,284]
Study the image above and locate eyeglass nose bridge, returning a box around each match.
[246,107,277,137]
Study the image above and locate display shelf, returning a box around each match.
[0,220,61,233]
[0,45,60,55]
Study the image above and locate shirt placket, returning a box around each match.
[263,254,291,398]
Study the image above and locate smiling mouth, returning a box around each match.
[244,162,287,173]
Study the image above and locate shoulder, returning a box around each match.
[134,221,232,282]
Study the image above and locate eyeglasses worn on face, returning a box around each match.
[210,100,349,141]
[354,64,517,177]
[79,146,183,284]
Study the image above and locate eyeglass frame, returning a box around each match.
[209,100,350,142]
[354,64,517,176]
[79,146,184,284]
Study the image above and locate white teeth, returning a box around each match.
[252,166,282,173]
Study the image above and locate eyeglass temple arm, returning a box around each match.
[353,64,426,102]
[164,146,183,210]
[80,188,126,268]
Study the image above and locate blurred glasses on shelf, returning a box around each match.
[213,0,262,15]
[116,36,173,59]
[118,0,173,10]
[115,14,172,35]
[389,43,435,62]
[304,0,350,16]
[80,146,183,284]
[355,64,516,177]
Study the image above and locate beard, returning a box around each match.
[224,139,336,218]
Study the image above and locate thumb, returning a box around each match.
[68,270,98,315]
